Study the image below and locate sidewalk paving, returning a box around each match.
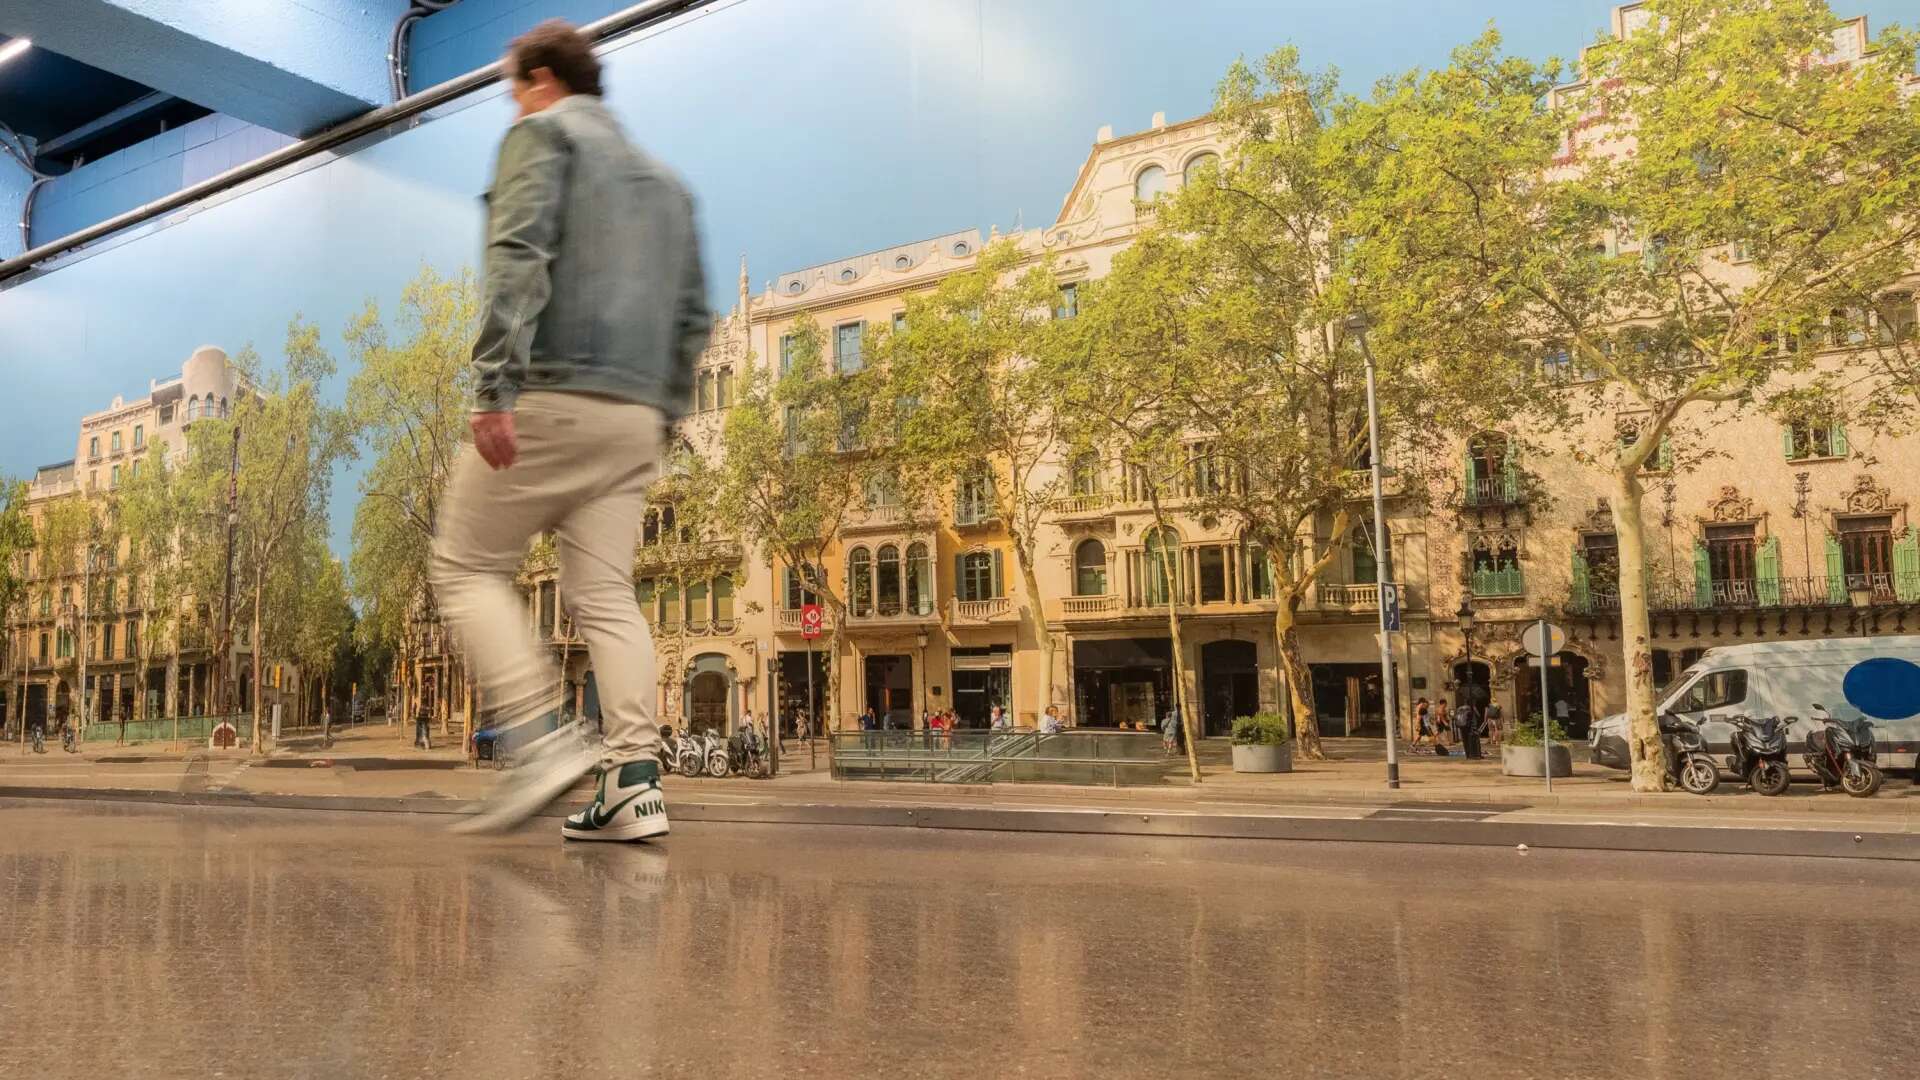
[4,728,1914,825]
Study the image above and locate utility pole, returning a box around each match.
[1346,314,1401,789]
[220,425,240,720]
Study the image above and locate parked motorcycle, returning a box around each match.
[1659,713,1719,794]
[1805,705,1881,798]
[728,723,769,779]
[1726,714,1791,796]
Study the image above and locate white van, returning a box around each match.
[1589,636,1920,776]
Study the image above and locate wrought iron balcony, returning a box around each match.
[1570,573,1920,616]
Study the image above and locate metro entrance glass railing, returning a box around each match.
[827,729,1168,786]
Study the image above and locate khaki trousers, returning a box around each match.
[430,391,664,766]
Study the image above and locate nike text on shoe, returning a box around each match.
[562,760,670,842]
[450,716,600,835]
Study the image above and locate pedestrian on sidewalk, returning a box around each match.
[1432,698,1451,755]
[1484,701,1503,745]
[429,19,707,843]
[1456,699,1482,760]
[1412,697,1431,752]
[321,701,333,750]
[414,702,433,751]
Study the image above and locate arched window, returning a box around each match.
[906,542,931,615]
[1245,540,1275,600]
[1183,152,1220,187]
[849,547,873,617]
[1143,527,1177,605]
[685,578,710,629]
[1134,164,1169,202]
[218,397,228,416]
[1074,539,1107,597]
[658,579,681,631]
[1352,523,1391,585]
[1466,432,1517,506]
[958,550,999,602]
[876,544,901,616]
[185,398,198,422]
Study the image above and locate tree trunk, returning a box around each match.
[1274,596,1325,760]
[1012,544,1056,721]
[250,577,265,754]
[1145,495,1201,782]
[1612,469,1667,792]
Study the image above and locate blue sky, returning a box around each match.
[0,0,1909,556]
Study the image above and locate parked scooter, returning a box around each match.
[1805,704,1881,798]
[1659,713,1720,794]
[658,725,680,775]
[675,729,710,777]
[702,727,730,778]
[1725,714,1791,796]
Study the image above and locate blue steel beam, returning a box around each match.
[0,0,414,137]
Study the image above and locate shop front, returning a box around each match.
[1072,637,1172,730]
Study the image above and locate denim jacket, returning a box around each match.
[471,95,709,416]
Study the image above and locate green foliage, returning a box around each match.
[1506,713,1570,747]
[345,267,477,653]
[710,316,893,613]
[1231,712,1293,746]
[0,479,33,631]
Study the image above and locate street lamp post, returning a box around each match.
[1456,595,1480,759]
[1343,313,1400,789]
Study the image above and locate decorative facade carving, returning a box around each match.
[1580,498,1614,533]
[1704,485,1756,523]
[1840,473,1896,515]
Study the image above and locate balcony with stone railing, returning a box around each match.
[632,539,744,573]
[1311,581,1412,613]
[1060,594,1121,616]
[777,607,837,634]
[843,600,939,627]
[1047,492,1115,520]
[949,596,1017,625]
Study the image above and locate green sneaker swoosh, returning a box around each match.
[588,791,647,829]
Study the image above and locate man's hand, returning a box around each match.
[470,411,518,470]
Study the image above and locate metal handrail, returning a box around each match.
[0,0,723,284]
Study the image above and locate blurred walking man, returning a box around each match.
[431,20,708,841]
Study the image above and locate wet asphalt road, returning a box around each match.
[0,799,1916,1080]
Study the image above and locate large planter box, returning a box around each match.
[1232,742,1293,773]
[1502,744,1573,778]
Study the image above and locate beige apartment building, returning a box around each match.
[2,346,267,732]
[516,6,1920,745]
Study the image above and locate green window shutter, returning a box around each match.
[1464,449,1479,504]
[1756,535,1782,606]
[953,554,966,601]
[1692,541,1712,607]
[1571,549,1591,612]
[1782,426,1797,460]
[1501,440,1519,502]
[1830,421,1849,458]
[991,549,1005,599]
[1894,528,1920,603]
[1825,534,1846,604]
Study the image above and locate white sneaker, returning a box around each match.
[451,719,599,835]
[561,760,670,842]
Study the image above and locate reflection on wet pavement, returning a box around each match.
[0,799,1916,1079]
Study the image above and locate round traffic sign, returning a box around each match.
[1521,621,1566,658]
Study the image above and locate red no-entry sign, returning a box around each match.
[800,603,823,639]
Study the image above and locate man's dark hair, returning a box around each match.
[508,19,603,96]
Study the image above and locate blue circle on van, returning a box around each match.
[1842,658,1920,720]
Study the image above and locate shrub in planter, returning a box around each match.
[1231,713,1293,773]
[1503,712,1573,777]
[1504,713,1569,747]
